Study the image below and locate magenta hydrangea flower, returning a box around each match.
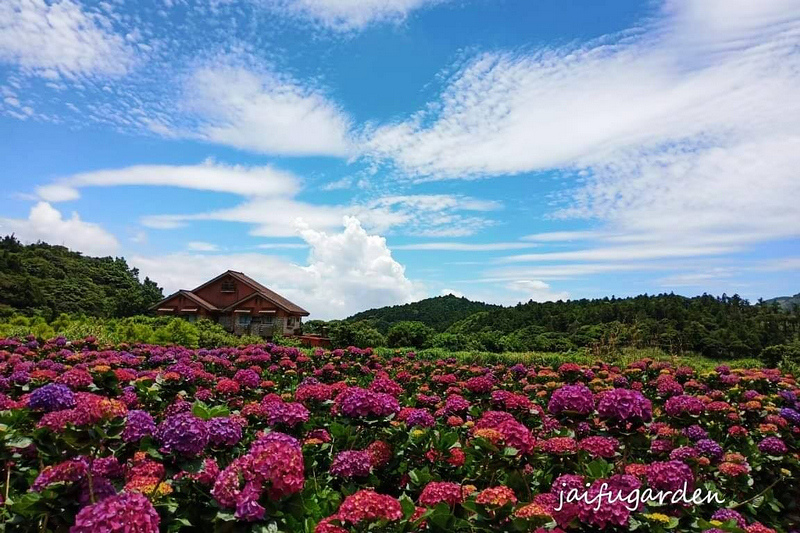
[646,460,694,492]
[577,475,641,528]
[418,482,463,506]
[597,388,652,426]
[233,369,260,389]
[336,387,400,418]
[578,436,619,458]
[548,384,595,416]
[155,412,208,456]
[70,492,159,533]
[329,450,373,478]
[664,395,705,417]
[263,401,310,427]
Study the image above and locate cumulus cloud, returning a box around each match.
[0,0,135,79]
[182,57,352,156]
[0,201,119,255]
[271,0,447,32]
[132,216,425,319]
[36,161,301,202]
[366,0,800,268]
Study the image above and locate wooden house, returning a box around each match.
[151,270,310,338]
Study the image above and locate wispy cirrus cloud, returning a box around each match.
[35,160,301,202]
[267,0,449,32]
[366,0,800,271]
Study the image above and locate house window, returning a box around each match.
[287,317,294,327]
[237,314,251,326]
[263,316,274,325]
[221,280,235,292]
[182,314,197,323]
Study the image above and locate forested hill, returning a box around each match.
[444,293,799,359]
[0,235,163,318]
[346,294,501,333]
[764,293,800,311]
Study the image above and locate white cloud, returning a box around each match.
[440,288,464,297]
[132,216,425,319]
[522,231,602,242]
[366,0,800,268]
[256,243,308,249]
[141,190,498,238]
[0,201,119,256]
[0,0,135,79]
[36,161,301,202]
[186,241,220,252]
[272,0,447,32]
[394,242,535,251]
[505,279,570,302]
[182,57,352,156]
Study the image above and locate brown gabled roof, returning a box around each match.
[226,271,310,316]
[149,289,219,311]
[190,270,310,316]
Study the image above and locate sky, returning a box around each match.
[0,0,799,320]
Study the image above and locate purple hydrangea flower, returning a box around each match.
[406,408,436,428]
[122,410,156,443]
[155,412,208,456]
[207,417,244,447]
[780,408,800,425]
[758,437,788,456]
[711,509,746,528]
[28,384,76,412]
[695,439,723,462]
[683,425,708,441]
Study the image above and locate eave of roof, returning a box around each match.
[149,289,219,311]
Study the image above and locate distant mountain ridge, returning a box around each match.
[346,294,501,333]
[764,293,800,311]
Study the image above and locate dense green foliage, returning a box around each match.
[339,292,799,361]
[0,235,163,318]
[0,314,265,348]
[347,294,501,332]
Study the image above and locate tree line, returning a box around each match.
[0,235,163,319]
[306,292,800,364]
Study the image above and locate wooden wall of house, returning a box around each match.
[194,275,256,309]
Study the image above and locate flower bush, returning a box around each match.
[0,335,798,531]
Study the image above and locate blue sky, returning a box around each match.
[1,0,798,319]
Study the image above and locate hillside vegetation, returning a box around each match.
[0,235,163,318]
[765,292,800,311]
[346,294,501,332]
[337,292,800,360]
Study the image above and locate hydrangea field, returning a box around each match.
[0,336,798,532]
